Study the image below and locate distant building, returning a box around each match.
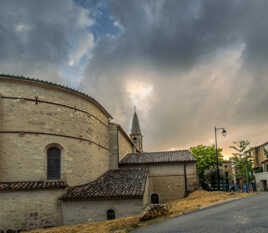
[250,141,268,191]
[0,75,198,232]
[222,160,234,187]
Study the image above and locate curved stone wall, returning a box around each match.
[0,76,111,186]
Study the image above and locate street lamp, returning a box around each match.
[215,127,227,191]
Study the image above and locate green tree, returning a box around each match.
[190,145,224,189]
[229,140,254,186]
[229,140,250,158]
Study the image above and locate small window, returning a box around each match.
[151,193,159,204]
[107,209,115,220]
[47,147,61,180]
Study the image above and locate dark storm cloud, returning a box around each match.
[86,0,268,73]
[83,0,268,153]
[1,0,268,153]
[0,0,92,82]
[88,1,242,73]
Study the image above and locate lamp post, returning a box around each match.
[215,127,227,191]
[245,163,249,192]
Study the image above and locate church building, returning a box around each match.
[0,75,198,232]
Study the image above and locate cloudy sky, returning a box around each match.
[1,0,268,157]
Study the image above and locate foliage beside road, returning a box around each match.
[28,190,255,233]
[190,145,224,189]
[229,140,254,183]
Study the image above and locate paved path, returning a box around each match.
[132,193,268,233]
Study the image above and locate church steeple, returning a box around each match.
[130,108,143,152]
[131,111,141,135]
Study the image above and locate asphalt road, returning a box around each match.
[132,193,268,233]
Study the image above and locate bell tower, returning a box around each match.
[130,109,143,152]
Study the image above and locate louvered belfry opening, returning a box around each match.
[47,147,61,180]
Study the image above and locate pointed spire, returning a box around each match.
[131,109,141,135]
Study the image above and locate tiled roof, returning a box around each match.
[0,180,66,192]
[61,168,148,201]
[120,150,196,165]
[0,74,112,118]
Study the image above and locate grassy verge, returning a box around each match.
[29,190,255,233]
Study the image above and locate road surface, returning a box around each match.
[132,193,268,233]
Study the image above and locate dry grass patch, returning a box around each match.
[29,216,140,233]
[28,190,255,233]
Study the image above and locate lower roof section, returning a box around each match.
[61,168,148,201]
[0,180,66,192]
[119,150,196,165]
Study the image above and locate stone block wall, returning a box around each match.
[185,163,199,192]
[0,134,110,186]
[0,94,2,165]
[0,190,64,232]
[62,199,143,225]
[0,77,109,123]
[108,123,119,170]
[149,163,198,202]
[120,163,198,203]
[151,175,185,201]
[143,176,152,206]
[118,127,134,161]
[0,77,111,185]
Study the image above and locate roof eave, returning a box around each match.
[60,195,144,201]
[119,160,196,166]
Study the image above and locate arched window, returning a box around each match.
[151,193,159,204]
[107,209,115,220]
[47,147,61,180]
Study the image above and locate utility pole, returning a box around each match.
[215,127,219,191]
[214,127,227,191]
[245,163,249,192]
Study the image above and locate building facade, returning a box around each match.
[119,151,198,202]
[250,142,268,191]
[0,75,198,232]
[221,160,234,188]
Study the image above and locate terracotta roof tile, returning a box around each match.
[0,180,66,192]
[61,168,148,201]
[120,150,195,165]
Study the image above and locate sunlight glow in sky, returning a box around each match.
[126,80,154,114]
[2,0,268,153]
